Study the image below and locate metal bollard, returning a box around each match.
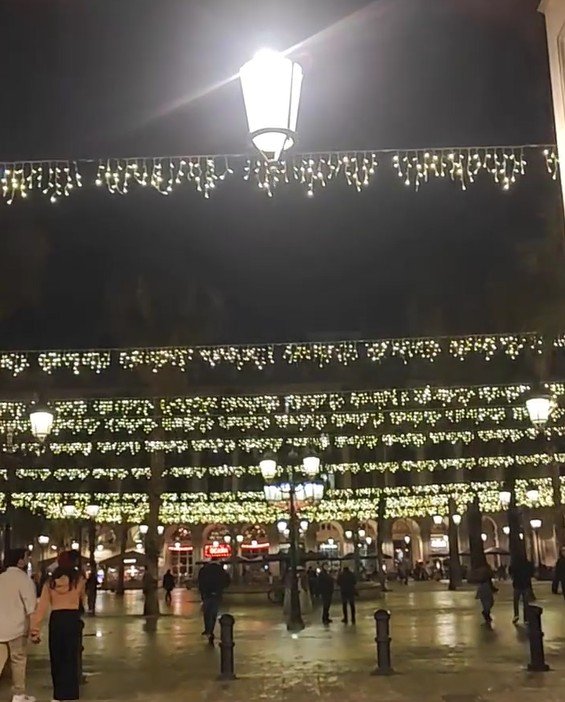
[371,609,394,675]
[526,604,550,672]
[218,613,236,680]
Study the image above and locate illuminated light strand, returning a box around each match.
[0,332,563,377]
[5,476,557,522]
[95,156,233,199]
[38,351,111,375]
[543,148,559,180]
[199,346,274,370]
[244,152,379,197]
[392,147,527,192]
[1,160,82,204]
[0,146,556,206]
[11,452,565,482]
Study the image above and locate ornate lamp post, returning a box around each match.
[260,448,324,631]
[530,518,542,570]
[239,49,304,161]
[448,509,463,591]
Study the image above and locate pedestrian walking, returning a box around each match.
[552,546,565,596]
[475,565,497,624]
[0,548,38,702]
[307,567,318,601]
[197,561,230,645]
[162,569,175,606]
[85,574,97,616]
[31,551,86,702]
[337,566,357,625]
[317,565,334,625]
[509,557,534,624]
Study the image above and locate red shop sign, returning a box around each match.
[203,543,232,559]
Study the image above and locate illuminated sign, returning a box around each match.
[430,536,448,551]
[240,542,269,551]
[203,543,232,559]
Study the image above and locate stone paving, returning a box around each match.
[3,582,565,702]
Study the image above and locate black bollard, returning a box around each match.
[218,613,236,680]
[371,609,394,675]
[526,604,550,672]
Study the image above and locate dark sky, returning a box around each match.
[0,0,559,349]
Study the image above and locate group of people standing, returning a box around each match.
[309,565,358,625]
[0,548,86,702]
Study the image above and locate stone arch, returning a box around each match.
[391,517,423,563]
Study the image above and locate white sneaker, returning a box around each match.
[12,695,36,702]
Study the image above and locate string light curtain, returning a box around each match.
[0,144,558,204]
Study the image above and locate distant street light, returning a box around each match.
[526,487,540,503]
[29,404,54,443]
[139,524,149,535]
[452,514,462,526]
[62,505,76,518]
[85,504,100,519]
[525,393,556,431]
[481,533,488,542]
[432,515,444,527]
[240,49,304,161]
[502,525,510,536]
[499,490,512,507]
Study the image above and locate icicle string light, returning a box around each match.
[0,145,556,204]
[0,331,561,377]
[4,476,560,522]
[392,147,527,191]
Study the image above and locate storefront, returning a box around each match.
[167,527,194,585]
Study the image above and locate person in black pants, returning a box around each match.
[317,566,335,625]
[553,547,565,597]
[337,566,357,624]
[509,558,534,624]
[197,561,231,645]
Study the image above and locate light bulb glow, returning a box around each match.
[240,49,303,160]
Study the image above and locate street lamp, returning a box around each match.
[499,490,512,507]
[85,504,100,519]
[525,393,556,431]
[71,541,80,551]
[530,518,542,568]
[261,448,325,630]
[345,529,353,540]
[481,533,488,542]
[139,524,149,535]
[277,520,288,534]
[452,514,462,526]
[236,534,244,544]
[404,535,411,545]
[502,525,510,536]
[432,515,444,527]
[29,404,54,443]
[239,49,304,161]
[62,505,76,518]
[526,487,540,504]
[157,525,165,536]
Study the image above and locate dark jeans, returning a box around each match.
[165,589,173,605]
[49,609,81,701]
[513,587,531,620]
[202,595,220,635]
[341,594,356,623]
[321,594,332,623]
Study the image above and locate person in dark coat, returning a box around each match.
[337,566,357,624]
[317,566,334,625]
[197,562,231,644]
[509,558,534,624]
[307,567,319,600]
[553,546,565,597]
[162,569,175,605]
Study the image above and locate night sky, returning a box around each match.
[0,0,559,350]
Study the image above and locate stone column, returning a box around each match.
[539,0,565,217]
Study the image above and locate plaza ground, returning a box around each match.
[4,582,565,702]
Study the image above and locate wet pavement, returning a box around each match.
[5,582,565,702]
